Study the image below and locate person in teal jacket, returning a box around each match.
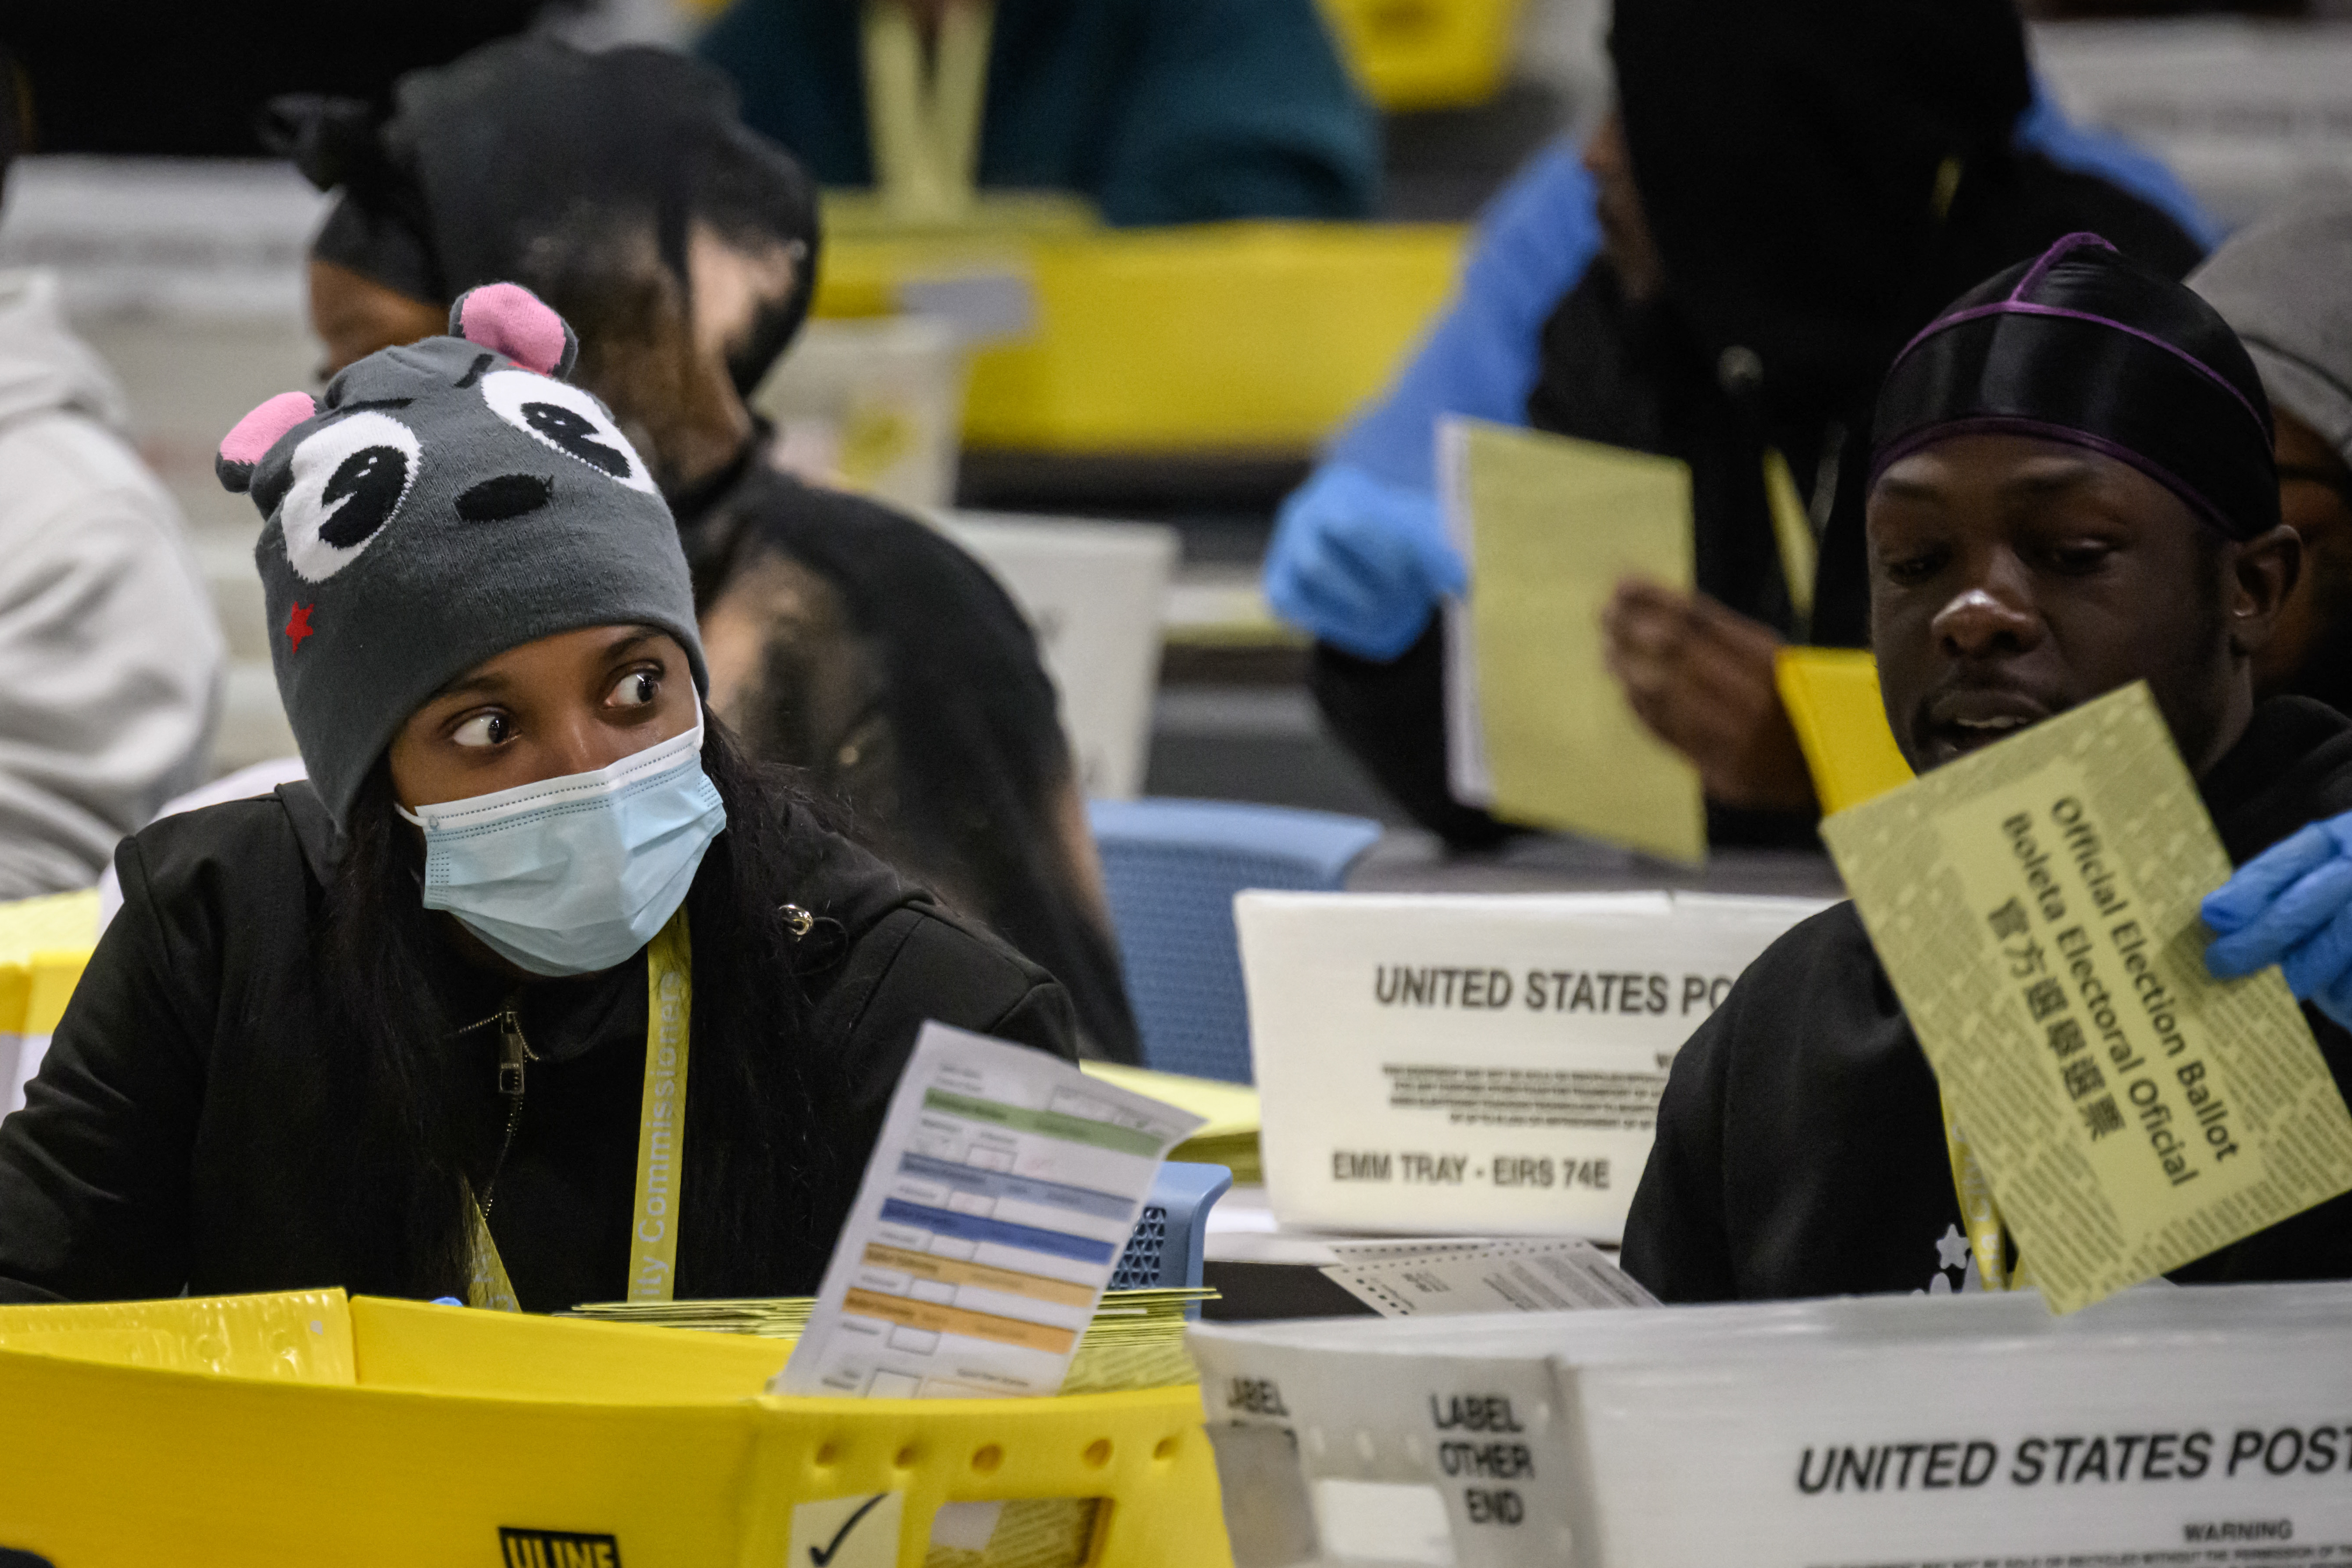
[694,0,1381,226]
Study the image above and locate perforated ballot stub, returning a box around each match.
[1318,1237,1656,1316]
[1822,682,2352,1312]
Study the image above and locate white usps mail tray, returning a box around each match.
[1238,890,1826,1241]
[1190,1283,2352,1568]
[1568,1291,2352,1567]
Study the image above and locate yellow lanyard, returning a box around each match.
[467,910,694,1312]
[1761,448,1817,641]
[1940,1089,2024,1292]
[862,0,995,221]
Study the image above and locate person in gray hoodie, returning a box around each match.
[2191,197,2352,719]
[0,264,222,895]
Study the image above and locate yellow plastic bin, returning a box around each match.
[0,1290,1231,1568]
[1317,0,1528,111]
[0,888,98,1107]
[811,221,1468,455]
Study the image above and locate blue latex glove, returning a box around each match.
[1265,144,1590,661]
[1326,144,1602,492]
[1262,462,1468,660]
[2204,813,2352,1028]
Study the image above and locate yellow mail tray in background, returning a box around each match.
[810,221,1467,454]
[0,888,99,1108]
[0,1289,1230,1568]
[1316,0,1528,110]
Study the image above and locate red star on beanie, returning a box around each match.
[285,602,315,651]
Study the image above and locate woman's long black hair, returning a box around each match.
[317,716,829,1301]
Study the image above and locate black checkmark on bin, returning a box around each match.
[809,1493,890,1566]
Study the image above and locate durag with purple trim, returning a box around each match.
[1870,232,2280,540]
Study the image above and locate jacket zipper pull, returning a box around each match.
[497,1010,527,1098]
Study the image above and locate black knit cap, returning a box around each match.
[266,39,821,399]
[1610,0,2033,418]
[1872,233,2280,540]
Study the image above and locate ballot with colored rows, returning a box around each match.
[781,1022,1201,1400]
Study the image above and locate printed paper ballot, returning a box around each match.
[778,1022,1201,1399]
[1822,682,2352,1313]
[1239,889,1822,1242]
[1439,418,1704,864]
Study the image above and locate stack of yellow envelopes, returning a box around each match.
[1084,1062,1262,1185]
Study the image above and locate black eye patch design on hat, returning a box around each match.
[456,473,554,522]
[280,411,422,582]
[523,403,627,476]
[320,446,409,547]
[480,370,656,493]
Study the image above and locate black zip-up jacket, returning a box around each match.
[1622,698,2352,1301]
[0,782,1077,1310]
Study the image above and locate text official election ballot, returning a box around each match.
[1824,683,2352,1312]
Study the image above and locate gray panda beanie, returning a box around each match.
[218,282,707,830]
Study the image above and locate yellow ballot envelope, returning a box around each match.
[1775,647,1914,814]
[1440,419,1705,863]
[1822,682,2352,1313]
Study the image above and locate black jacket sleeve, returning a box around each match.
[1310,626,1513,849]
[812,900,1079,1140]
[1619,988,1740,1304]
[823,903,1080,1093]
[792,902,1080,1273]
[0,832,215,1304]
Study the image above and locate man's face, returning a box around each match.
[1868,431,2291,779]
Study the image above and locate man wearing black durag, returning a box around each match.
[1309,0,2206,849]
[1623,234,2352,1301]
[273,40,1141,1063]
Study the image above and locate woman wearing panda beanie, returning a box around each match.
[0,285,1077,1311]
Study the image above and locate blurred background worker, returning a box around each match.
[277,40,1140,1062]
[694,0,1381,226]
[1265,0,2213,847]
[2191,198,2352,720]
[0,2,545,156]
[0,61,222,897]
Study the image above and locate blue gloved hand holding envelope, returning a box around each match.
[2205,811,2352,1028]
[1262,462,1469,662]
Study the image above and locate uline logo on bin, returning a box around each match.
[497,1527,621,1567]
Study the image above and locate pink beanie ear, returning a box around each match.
[216,391,319,493]
[449,282,579,378]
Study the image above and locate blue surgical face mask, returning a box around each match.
[398,712,727,977]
